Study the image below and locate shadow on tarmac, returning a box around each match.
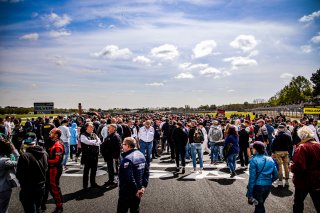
[270,185,293,197]
[208,179,236,185]
[47,185,118,204]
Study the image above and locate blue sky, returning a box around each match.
[0,0,319,109]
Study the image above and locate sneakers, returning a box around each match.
[63,166,68,171]
[285,180,289,186]
[199,169,203,174]
[276,180,283,187]
[190,168,197,173]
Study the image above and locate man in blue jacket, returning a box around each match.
[117,137,149,213]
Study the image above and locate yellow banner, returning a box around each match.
[304,108,320,114]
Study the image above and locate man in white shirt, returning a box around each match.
[138,120,154,164]
[58,119,70,170]
[308,118,320,142]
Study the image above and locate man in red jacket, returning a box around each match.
[290,126,320,213]
[42,128,65,213]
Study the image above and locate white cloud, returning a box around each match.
[150,44,179,60]
[199,67,221,78]
[43,12,71,28]
[133,56,152,65]
[93,45,132,59]
[48,30,71,38]
[301,45,313,53]
[192,40,217,58]
[299,10,320,23]
[223,56,257,69]
[145,82,164,86]
[179,63,209,72]
[230,35,257,52]
[311,33,320,44]
[174,72,194,79]
[227,89,235,93]
[19,33,39,41]
[280,73,294,79]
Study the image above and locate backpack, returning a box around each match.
[209,127,222,142]
[193,128,204,143]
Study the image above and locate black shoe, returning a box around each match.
[41,204,46,211]
[52,207,63,213]
[176,167,180,172]
[182,168,185,174]
[152,156,158,159]
[230,172,236,178]
[105,180,115,186]
[91,183,100,188]
[155,154,161,157]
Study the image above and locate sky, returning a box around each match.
[0,0,319,109]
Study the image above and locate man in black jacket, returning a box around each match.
[238,124,250,168]
[271,125,292,187]
[101,124,122,186]
[117,137,149,213]
[172,122,188,173]
[16,133,48,213]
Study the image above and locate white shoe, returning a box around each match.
[285,180,289,186]
[277,180,283,187]
[190,168,196,173]
[199,169,203,174]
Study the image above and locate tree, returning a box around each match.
[310,69,320,98]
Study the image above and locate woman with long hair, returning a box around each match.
[224,125,240,177]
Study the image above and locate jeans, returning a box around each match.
[20,186,45,213]
[227,153,238,173]
[139,140,153,164]
[209,142,216,162]
[253,185,271,213]
[185,143,191,160]
[293,188,320,213]
[191,143,203,169]
[70,145,77,159]
[62,142,70,166]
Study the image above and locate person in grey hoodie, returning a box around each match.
[0,136,19,213]
[58,119,70,171]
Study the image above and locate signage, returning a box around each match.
[34,102,54,114]
[304,107,320,114]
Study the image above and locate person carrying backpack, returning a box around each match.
[189,122,204,173]
[208,120,223,165]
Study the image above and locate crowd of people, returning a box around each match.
[0,112,320,213]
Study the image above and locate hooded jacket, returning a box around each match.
[69,123,78,146]
[16,146,48,189]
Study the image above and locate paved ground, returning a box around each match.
[8,153,317,213]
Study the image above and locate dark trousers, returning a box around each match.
[175,144,186,168]
[70,145,77,159]
[43,167,63,209]
[152,139,159,156]
[117,196,141,213]
[293,188,320,213]
[161,136,167,151]
[106,158,118,182]
[20,186,45,213]
[239,147,249,166]
[168,140,175,160]
[83,156,98,188]
[253,185,271,213]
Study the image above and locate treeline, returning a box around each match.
[268,69,319,106]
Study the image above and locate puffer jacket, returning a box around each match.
[246,154,278,198]
[119,149,149,198]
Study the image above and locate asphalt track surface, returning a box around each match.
[8,153,317,213]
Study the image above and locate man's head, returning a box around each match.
[292,120,299,127]
[298,126,315,142]
[252,141,265,154]
[108,124,117,134]
[122,137,136,152]
[144,120,151,128]
[257,119,265,127]
[49,128,62,140]
[212,120,219,126]
[61,119,68,126]
[277,124,285,132]
[85,123,94,134]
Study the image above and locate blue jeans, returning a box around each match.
[209,142,216,162]
[191,143,203,169]
[62,142,69,166]
[185,143,191,159]
[227,153,237,173]
[253,185,271,213]
[139,140,153,164]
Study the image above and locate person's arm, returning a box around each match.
[48,145,64,165]
[80,134,99,146]
[246,159,257,198]
[271,160,279,182]
[290,146,307,174]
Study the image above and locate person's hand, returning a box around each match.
[247,197,253,205]
[136,188,145,198]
